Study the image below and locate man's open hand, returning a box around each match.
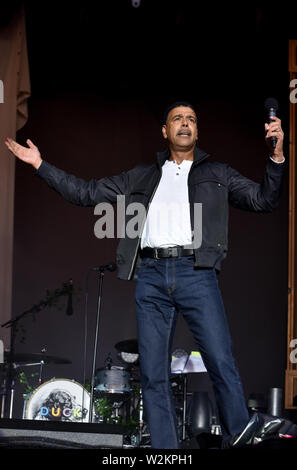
[5,138,42,170]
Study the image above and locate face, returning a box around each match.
[162,106,198,150]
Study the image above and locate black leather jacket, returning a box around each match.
[36,146,285,280]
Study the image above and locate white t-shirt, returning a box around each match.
[140,159,193,249]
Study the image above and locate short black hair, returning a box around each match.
[162,100,197,125]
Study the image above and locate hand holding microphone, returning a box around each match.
[264,98,284,162]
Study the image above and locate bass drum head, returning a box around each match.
[24,378,92,422]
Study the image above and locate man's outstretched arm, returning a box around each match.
[5,138,129,206]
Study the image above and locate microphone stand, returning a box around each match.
[88,269,105,423]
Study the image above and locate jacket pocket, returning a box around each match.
[189,177,227,188]
[189,179,228,249]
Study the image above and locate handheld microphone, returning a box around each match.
[92,262,117,273]
[264,97,279,149]
[66,279,73,316]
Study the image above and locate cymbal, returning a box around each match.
[3,352,72,365]
[114,339,138,354]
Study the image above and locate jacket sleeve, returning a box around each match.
[36,160,129,206]
[227,158,286,212]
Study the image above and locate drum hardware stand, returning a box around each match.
[37,347,47,385]
[171,373,192,444]
[181,373,188,441]
[1,314,42,418]
[138,388,145,445]
[111,400,124,423]
[0,378,6,418]
[39,360,45,384]
[1,281,73,418]
[135,388,150,447]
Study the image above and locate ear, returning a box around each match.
[162,125,167,139]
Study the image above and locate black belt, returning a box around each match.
[140,246,194,259]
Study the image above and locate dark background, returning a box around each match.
[3,1,297,419]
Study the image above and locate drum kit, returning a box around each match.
[0,277,155,446]
[0,339,214,447]
[0,276,218,447]
[0,339,152,447]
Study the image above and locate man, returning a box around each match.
[5,101,285,448]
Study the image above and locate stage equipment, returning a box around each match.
[3,352,71,366]
[0,418,125,448]
[1,280,73,418]
[0,351,71,419]
[23,378,94,422]
[88,263,117,423]
[170,349,211,442]
[187,391,213,436]
[92,263,117,272]
[247,392,266,413]
[95,366,131,395]
[267,387,283,417]
[115,339,139,364]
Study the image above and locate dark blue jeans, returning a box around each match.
[135,256,249,449]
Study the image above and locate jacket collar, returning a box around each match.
[156,146,210,168]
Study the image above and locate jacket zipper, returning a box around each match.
[187,154,210,264]
[127,169,163,280]
[128,153,209,279]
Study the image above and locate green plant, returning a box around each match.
[94,397,117,423]
[17,370,39,397]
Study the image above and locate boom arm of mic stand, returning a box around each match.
[1,280,74,329]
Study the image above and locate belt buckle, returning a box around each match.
[168,246,178,257]
[153,248,159,260]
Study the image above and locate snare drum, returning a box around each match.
[24,378,93,422]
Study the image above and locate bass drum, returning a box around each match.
[24,378,93,422]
